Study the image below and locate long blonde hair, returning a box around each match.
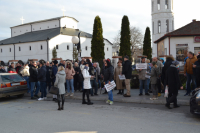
[58,66,64,72]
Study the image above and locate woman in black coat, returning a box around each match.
[74,62,81,91]
[166,60,183,109]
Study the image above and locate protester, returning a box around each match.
[74,62,81,91]
[29,61,40,99]
[89,63,98,96]
[146,59,151,93]
[160,58,165,65]
[193,55,200,87]
[52,60,58,101]
[58,60,65,68]
[65,61,75,96]
[184,51,198,96]
[37,60,47,101]
[96,62,102,91]
[102,59,107,94]
[54,66,66,110]
[147,62,159,100]
[81,62,94,105]
[104,60,114,105]
[138,57,150,96]
[46,61,52,91]
[20,64,30,93]
[79,57,85,66]
[0,65,6,73]
[8,63,17,73]
[114,62,125,95]
[15,63,23,76]
[166,60,183,109]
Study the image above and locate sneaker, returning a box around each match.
[174,105,180,108]
[139,93,143,96]
[70,93,74,97]
[44,97,47,100]
[94,93,98,96]
[145,93,150,96]
[65,93,70,97]
[109,101,114,105]
[106,100,110,104]
[150,98,155,100]
[38,98,44,101]
[31,97,36,100]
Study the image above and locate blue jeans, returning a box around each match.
[66,79,74,93]
[90,78,98,94]
[30,81,40,98]
[98,80,101,88]
[186,73,196,94]
[146,78,150,92]
[139,79,148,94]
[105,80,113,101]
[23,76,30,91]
[40,81,47,98]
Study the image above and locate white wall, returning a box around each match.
[0,44,14,62]
[15,41,47,62]
[32,20,59,32]
[60,17,78,29]
[11,25,31,37]
[104,40,113,60]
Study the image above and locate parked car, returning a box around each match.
[0,73,28,98]
[190,88,200,115]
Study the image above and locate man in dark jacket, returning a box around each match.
[29,61,40,99]
[74,62,81,91]
[193,55,200,87]
[166,60,183,109]
[122,56,132,97]
[8,63,17,73]
[15,63,23,76]
[52,60,58,101]
[46,61,52,91]
[38,60,47,101]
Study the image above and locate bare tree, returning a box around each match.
[113,26,143,62]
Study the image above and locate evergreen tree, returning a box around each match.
[143,27,152,59]
[52,47,57,58]
[119,15,131,60]
[91,16,105,66]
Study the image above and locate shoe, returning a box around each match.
[34,95,39,98]
[60,106,64,110]
[174,105,180,108]
[38,98,44,101]
[82,101,88,104]
[157,93,161,97]
[44,97,47,100]
[165,104,172,109]
[87,102,93,105]
[145,93,150,96]
[109,101,114,105]
[58,107,61,111]
[70,93,74,97]
[123,94,131,97]
[65,93,70,97]
[106,100,110,104]
[139,93,143,96]
[31,97,36,100]
[94,93,98,96]
[91,94,94,96]
[184,93,189,96]
[150,98,156,100]
[117,92,121,95]
[54,99,58,102]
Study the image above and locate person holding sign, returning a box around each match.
[114,62,125,95]
[104,60,114,105]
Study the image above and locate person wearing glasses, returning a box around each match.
[65,61,75,97]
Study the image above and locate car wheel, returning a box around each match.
[17,94,24,98]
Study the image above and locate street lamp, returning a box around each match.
[71,36,81,61]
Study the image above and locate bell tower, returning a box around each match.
[151,0,174,57]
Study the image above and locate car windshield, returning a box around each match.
[1,74,24,83]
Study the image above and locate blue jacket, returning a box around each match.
[37,66,46,82]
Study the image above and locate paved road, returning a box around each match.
[0,96,200,133]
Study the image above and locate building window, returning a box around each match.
[153,22,154,34]
[107,47,109,51]
[19,47,21,51]
[157,0,160,10]
[85,46,87,51]
[165,0,168,9]
[1,49,2,53]
[158,20,161,33]
[55,25,57,27]
[29,46,31,51]
[67,45,69,50]
[10,48,11,52]
[166,19,169,32]
[152,1,154,12]
[41,45,43,50]
[56,45,58,49]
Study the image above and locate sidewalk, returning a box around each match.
[24,89,191,106]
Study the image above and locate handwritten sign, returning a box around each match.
[136,63,147,69]
[118,75,126,80]
[104,81,116,92]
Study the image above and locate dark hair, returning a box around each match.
[11,62,14,65]
[189,51,194,56]
[141,57,145,60]
[105,60,111,68]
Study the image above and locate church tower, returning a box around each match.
[152,0,174,57]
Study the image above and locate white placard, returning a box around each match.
[136,63,147,69]
[118,75,126,80]
[104,81,116,92]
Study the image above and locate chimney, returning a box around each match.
[193,19,196,22]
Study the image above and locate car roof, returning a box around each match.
[0,73,18,75]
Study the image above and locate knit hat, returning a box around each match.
[172,60,179,65]
[124,56,129,60]
[53,60,58,64]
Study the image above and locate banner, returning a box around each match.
[104,81,116,92]
[136,63,147,69]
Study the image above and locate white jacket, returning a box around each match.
[20,66,30,77]
[81,65,91,89]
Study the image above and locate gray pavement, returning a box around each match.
[25,89,190,106]
[0,96,199,133]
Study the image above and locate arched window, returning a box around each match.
[107,47,109,51]
[166,20,169,32]
[29,46,31,51]
[67,45,69,50]
[157,0,160,10]
[10,48,11,52]
[153,22,154,34]
[85,46,87,51]
[19,47,21,51]
[56,45,58,49]
[1,48,2,53]
[41,45,43,50]
[165,0,169,9]
[158,21,161,33]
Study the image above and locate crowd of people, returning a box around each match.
[0,51,200,110]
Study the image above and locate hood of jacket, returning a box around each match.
[65,61,73,68]
[24,66,29,70]
[166,55,175,62]
[57,70,65,75]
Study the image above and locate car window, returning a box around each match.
[1,75,24,82]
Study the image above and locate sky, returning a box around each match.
[0,0,199,42]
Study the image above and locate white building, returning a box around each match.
[151,0,174,57]
[0,16,113,63]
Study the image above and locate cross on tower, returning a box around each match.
[20,16,25,24]
[61,7,66,16]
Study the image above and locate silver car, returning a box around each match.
[0,73,28,98]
